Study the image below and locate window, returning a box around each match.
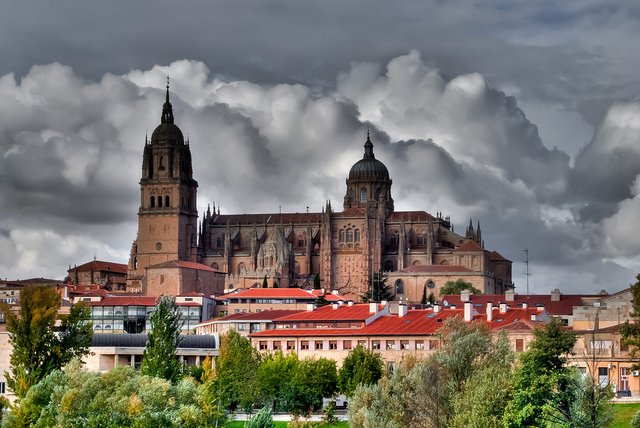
[150,196,155,208]
[358,340,367,349]
[395,280,404,295]
[343,340,352,350]
[428,340,439,350]
[417,234,425,245]
[400,340,410,350]
[315,340,324,350]
[516,339,524,352]
[346,229,354,243]
[301,341,309,350]
[354,229,360,242]
[415,340,424,350]
[273,341,282,351]
[390,234,399,246]
[360,187,368,202]
[158,196,162,208]
[287,341,295,350]
[329,341,338,350]
[216,237,222,248]
[383,260,394,272]
[339,230,345,242]
[0,381,6,394]
[386,340,396,350]
[372,340,381,350]
[165,195,170,208]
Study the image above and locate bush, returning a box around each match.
[244,406,274,428]
[632,409,640,428]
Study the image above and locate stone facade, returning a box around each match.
[128,88,513,301]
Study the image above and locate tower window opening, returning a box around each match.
[417,234,425,245]
[216,237,222,248]
[165,195,170,208]
[360,187,368,202]
[159,156,165,171]
[346,229,354,243]
[395,280,404,295]
[391,234,399,246]
[157,196,162,208]
[150,196,155,208]
[354,229,360,242]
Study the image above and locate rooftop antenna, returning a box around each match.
[522,248,531,295]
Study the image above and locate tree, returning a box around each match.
[1,285,92,399]
[361,271,393,303]
[420,284,427,305]
[214,330,260,411]
[315,293,330,307]
[503,317,577,427]
[272,279,279,288]
[621,274,640,367]
[428,292,436,305]
[245,406,274,428]
[262,275,268,288]
[439,278,481,296]
[313,274,321,290]
[140,295,183,383]
[338,345,384,396]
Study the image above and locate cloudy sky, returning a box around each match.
[1,1,640,294]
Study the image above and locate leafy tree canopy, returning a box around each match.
[338,345,384,396]
[439,278,480,297]
[140,295,183,383]
[1,285,92,399]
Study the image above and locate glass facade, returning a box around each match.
[90,305,202,333]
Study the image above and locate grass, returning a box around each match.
[608,403,640,428]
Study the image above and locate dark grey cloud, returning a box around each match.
[2,1,640,293]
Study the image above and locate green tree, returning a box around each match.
[621,274,640,367]
[362,271,393,302]
[315,293,330,307]
[420,284,427,305]
[313,274,321,290]
[338,345,384,396]
[503,317,577,428]
[214,330,260,411]
[140,295,183,383]
[439,278,480,296]
[262,275,268,288]
[1,285,92,399]
[428,292,436,305]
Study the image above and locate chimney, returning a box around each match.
[381,300,388,306]
[450,304,457,310]
[551,288,561,302]
[486,302,493,322]
[505,289,515,301]
[306,303,315,311]
[332,303,339,310]
[332,290,339,295]
[433,303,441,313]
[537,304,545,312]
[522,302,528,309]
[398,304,408,317]
[530,313,537,321]
[499,302,508,314]
[460,290,471,302]
[347,301,354,307]
[369,303,378,313]
[464,301,473,322]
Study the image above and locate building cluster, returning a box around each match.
[0,86,638,401]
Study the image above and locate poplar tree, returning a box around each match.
[2,285,92,399]
[140,295,183,382]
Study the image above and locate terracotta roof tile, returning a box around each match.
[210,310,303,322]
[223,288,318,300]
[70,260,127,274]
[489,251,510,262]
[456,241,483,251]
[274,303,379,322]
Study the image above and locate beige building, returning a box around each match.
[66,260,128,291]
[124,88,512,301]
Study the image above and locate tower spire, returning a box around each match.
[364,128,374,159]
[161,75,174,124]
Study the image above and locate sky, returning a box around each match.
[1,0,640,294]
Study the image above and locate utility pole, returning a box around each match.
[522,248,531,295]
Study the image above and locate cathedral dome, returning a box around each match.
[348,135,390,181]
[150,83,184,145]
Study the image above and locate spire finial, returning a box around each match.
[364,127,374,159]
[161,76,174,124]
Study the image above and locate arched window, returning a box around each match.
[150,196,155,208]
[395,280,404,295]
[346,229,354,243]
[360,187,368,202]
[390,234,399,246]
[237,263,246,275]
[165,195,170,208]
[211,262,219,270]
[339,230,345,242]
[417,234,425,245]
[157,196,162,208]
[426,280,436,289]
[354,229,360,242]
[384,260,394,272]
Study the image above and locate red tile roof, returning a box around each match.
[147,260,223,272]
[401,265,474,274]
[456,241,483,251]
[70,261,127,274]
[223,288,318,300]
[489,251,510,262]
[441,294,592,316]
[337,207,366,217]
[211,310,303,322]
[274,303,379,322]
[86,295,202,307]
[309,290,349,301]
[250,307,546,338]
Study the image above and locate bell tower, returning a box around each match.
[127,82,199,287]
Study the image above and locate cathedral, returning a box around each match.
[127,86,513,302]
